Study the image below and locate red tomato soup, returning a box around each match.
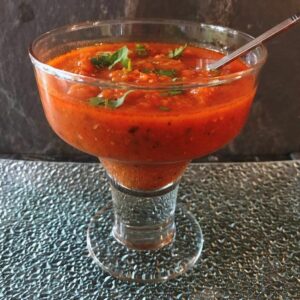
[36,43,256,190]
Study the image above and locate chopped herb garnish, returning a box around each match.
[159,106,171,111]
[140,68,177,77]
[168,44,187,59]
[89,90,134,109]
[168,89,184,96]
[126,58,132,71]
[141,68,152,74]
[90,54,112,68]
[89,97,106,106]
[90,46,132,70]
[155,69,177,77]
[161,89,184,97]
[135,44,148,57]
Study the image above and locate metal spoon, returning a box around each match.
[207,13,300,71]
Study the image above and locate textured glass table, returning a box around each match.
[0,159,299,299]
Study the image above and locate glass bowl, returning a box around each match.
[29,19,267,283]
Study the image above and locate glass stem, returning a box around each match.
[110,182,179,250]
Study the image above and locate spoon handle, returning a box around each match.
[208,13,300,70]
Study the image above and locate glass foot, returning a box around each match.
[87,203,204,283]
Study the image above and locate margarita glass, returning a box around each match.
[29,20,267,283]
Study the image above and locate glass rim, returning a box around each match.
[29,19,268,90]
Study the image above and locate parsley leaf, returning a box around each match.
[108,90,134,108]
[155,69,177,77]
[89,97,106,106]
[168,44,187,59]
[168,89,184,96]
[90,54,112,68]
[141,68,152,74]
[90,46,132,70]
[141,68,177,77]
[161,89,184,97]
[135,44,148,57]
[89,90,134,109]
[108,46,131,70]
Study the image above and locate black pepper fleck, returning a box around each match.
[128,126,139,134]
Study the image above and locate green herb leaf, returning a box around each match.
[155,69,177,77]
[89,97,106,106]
[90,46,132,70]
[161,89,184,97]
[141,68,152,74]
[135,44,148,57]
[121,57,132,71]
[90,54,112,68]
[159,106,171,111]
[168,44,187,59]
[109,46,131,70]
[168,89,184,96]
[107,90,134,108]
[88,90,135,109]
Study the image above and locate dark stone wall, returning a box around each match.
[0,0,299,161]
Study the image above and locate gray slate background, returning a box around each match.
[0,0,299,162]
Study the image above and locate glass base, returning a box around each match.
[87,203,204,283]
